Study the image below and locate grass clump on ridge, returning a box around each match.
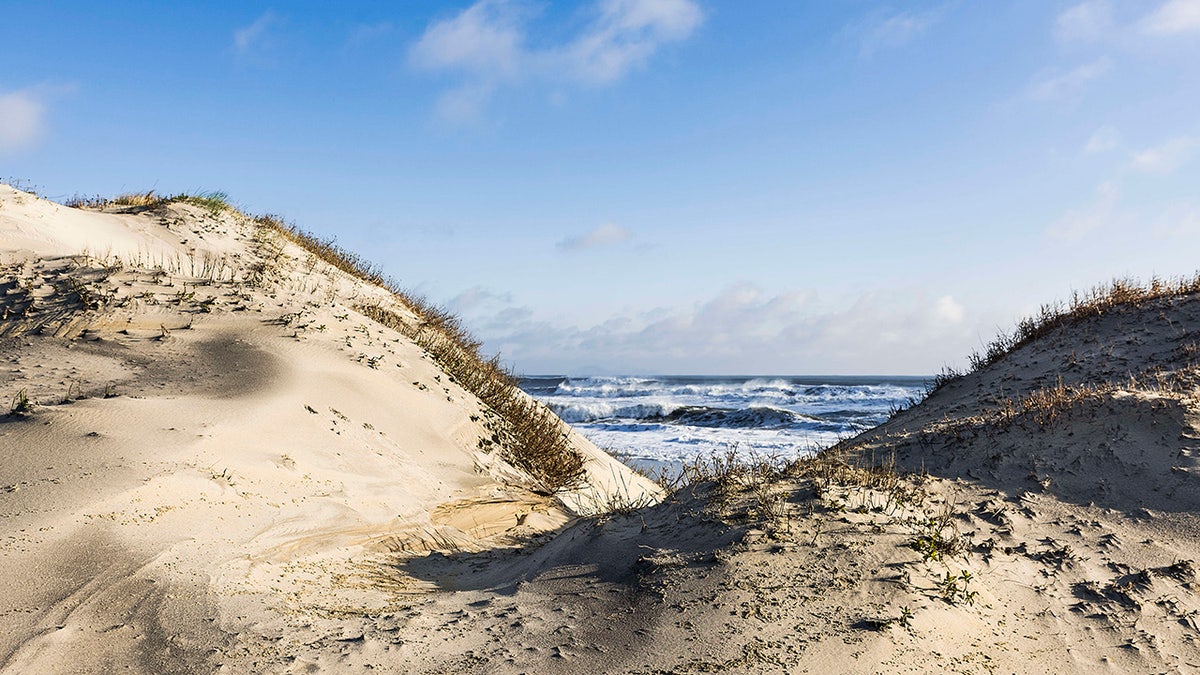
[970,275,1200,372]
[923,274,1200,395]
[67,190,231,216]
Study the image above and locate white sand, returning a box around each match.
[4,183,1200,673]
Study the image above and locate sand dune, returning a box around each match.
[4,183,1200,673]
[0,185,658,672]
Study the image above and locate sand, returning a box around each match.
[0,185,658,672]
[3,183,1200,673]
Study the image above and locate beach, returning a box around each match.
[3,183,1200,672]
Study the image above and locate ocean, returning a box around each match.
[520,375,929,474]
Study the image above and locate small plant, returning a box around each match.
[9,389,32,416]
[911,512,964,563]
[62,381,82,404]
[939,569,978,605]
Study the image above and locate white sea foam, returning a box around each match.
[523,374,927,466]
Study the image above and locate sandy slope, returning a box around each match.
[0,185,659,673]
[5,182,1200,673]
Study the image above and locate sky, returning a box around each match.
[2,1,1199,375]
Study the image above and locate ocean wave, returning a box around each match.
[662,405,817,429]
[545,376,919,407]
[550,400,677,423]
[522,375,925,466]
[550,400,836,430]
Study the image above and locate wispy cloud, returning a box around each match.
[1084,125,1122,153]
[1028,57,1111,101]
[233,11,280,61]
[1054,0,1200,42]
[554,0,705,83]
[844,8,942,58]
[1047,181,1121,241]
[557,223,632,252]
[1055,0,1114,42]
[410,1,524,78]
[1140,0,1200,35]
[410,0,704,122]
[1130,136,1199,173]
[0,88,46,154]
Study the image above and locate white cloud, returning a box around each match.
[1130,136,1199,173]
[1028,58,1111,100]
[846,8,942,58]
[0,88,46,154]
[934,295,964,324]
[451,282,980,375]
[1140,0,1200,35]
[1055,1,1114,42]
[557,223,632,251]
[410,1,524,78]
[410,0,703,121]
[233,11,279,59]
[1084,125,1122,153]
[1047,181,1120,241]
[554,0,704,83]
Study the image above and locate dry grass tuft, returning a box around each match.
[358,304,585,493]
[792,445,919,501]
[110,191,163,207]
[913,274,1200,397]
[254,214,389,288]
[1010,381,1115,427]
[969,275,1200,374]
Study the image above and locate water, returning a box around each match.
[520,375,929,473]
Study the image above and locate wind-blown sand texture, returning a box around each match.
[3,183,1200,673]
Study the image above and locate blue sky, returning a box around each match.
[3,1,1199,375]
